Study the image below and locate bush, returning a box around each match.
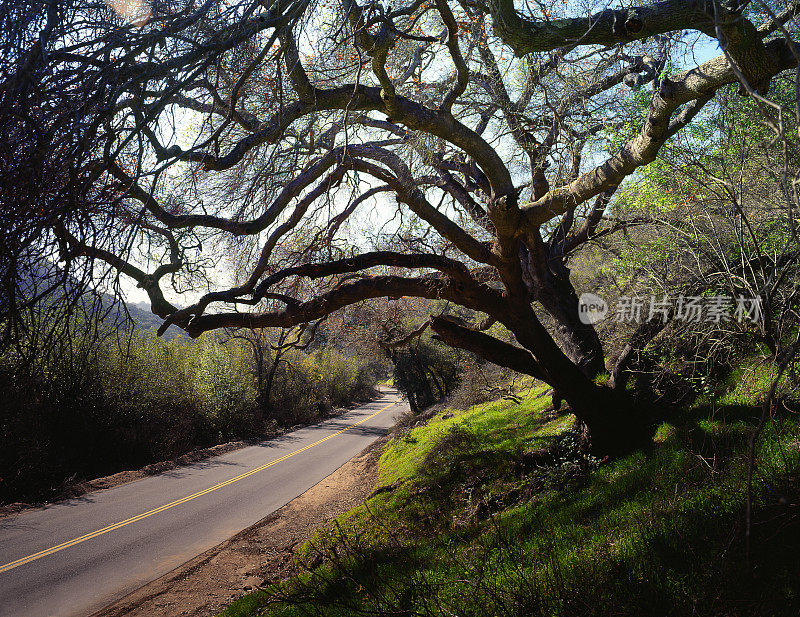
[262,347,375,425]
[0,319,378,504]
[391,337,466,413]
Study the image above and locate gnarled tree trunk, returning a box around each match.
[534,270,606,379]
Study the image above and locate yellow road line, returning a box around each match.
[0,399,396,575]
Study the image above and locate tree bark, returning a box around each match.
[433,307,649,455]
[534,271,606,379]
[520,235,606,379]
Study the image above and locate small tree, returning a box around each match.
[229,324,316,424]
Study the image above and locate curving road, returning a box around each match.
[0,390,405,617]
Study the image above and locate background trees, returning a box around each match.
[2,0,799,452]
[0,314,378,504]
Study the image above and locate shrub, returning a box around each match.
[391,337,466,413]
[0,318,378,504]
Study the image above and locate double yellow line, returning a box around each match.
[0,399,396,575]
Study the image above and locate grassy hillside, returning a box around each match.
[219,373,800,617]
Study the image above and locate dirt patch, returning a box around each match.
[90,436,388,617]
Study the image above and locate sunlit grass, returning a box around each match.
[377,383,554,487]
[220,373,800,617]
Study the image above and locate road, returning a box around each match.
[0,390,406,617]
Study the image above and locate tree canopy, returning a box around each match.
[3,0,799,452]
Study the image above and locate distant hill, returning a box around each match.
[5,260,185,340]
[119,301,185,340]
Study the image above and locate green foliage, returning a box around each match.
[258,345,375,425]
[314,348,375,408]
[192,337,257,427]
[221,376,800,617]
[391,335,466,413]
[614,76,799,219]
[0,319,377,504]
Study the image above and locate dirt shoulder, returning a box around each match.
[90,435,389,617]
[0,392,383,520]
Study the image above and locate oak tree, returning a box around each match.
[3,0,799,452]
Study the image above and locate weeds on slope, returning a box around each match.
[219,379,800,617]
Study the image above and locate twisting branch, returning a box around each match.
[522,39,798,227]
[430,315,548,381]
[435,0,470,113]
[380,321,430,348]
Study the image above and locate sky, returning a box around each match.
[115,7,727,311]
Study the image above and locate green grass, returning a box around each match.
[218,378,800,617]
[377,384,561,486]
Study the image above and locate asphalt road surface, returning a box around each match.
[0,390,406,617]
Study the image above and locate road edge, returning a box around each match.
[89,434,392,617]
[0,388,390,520]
